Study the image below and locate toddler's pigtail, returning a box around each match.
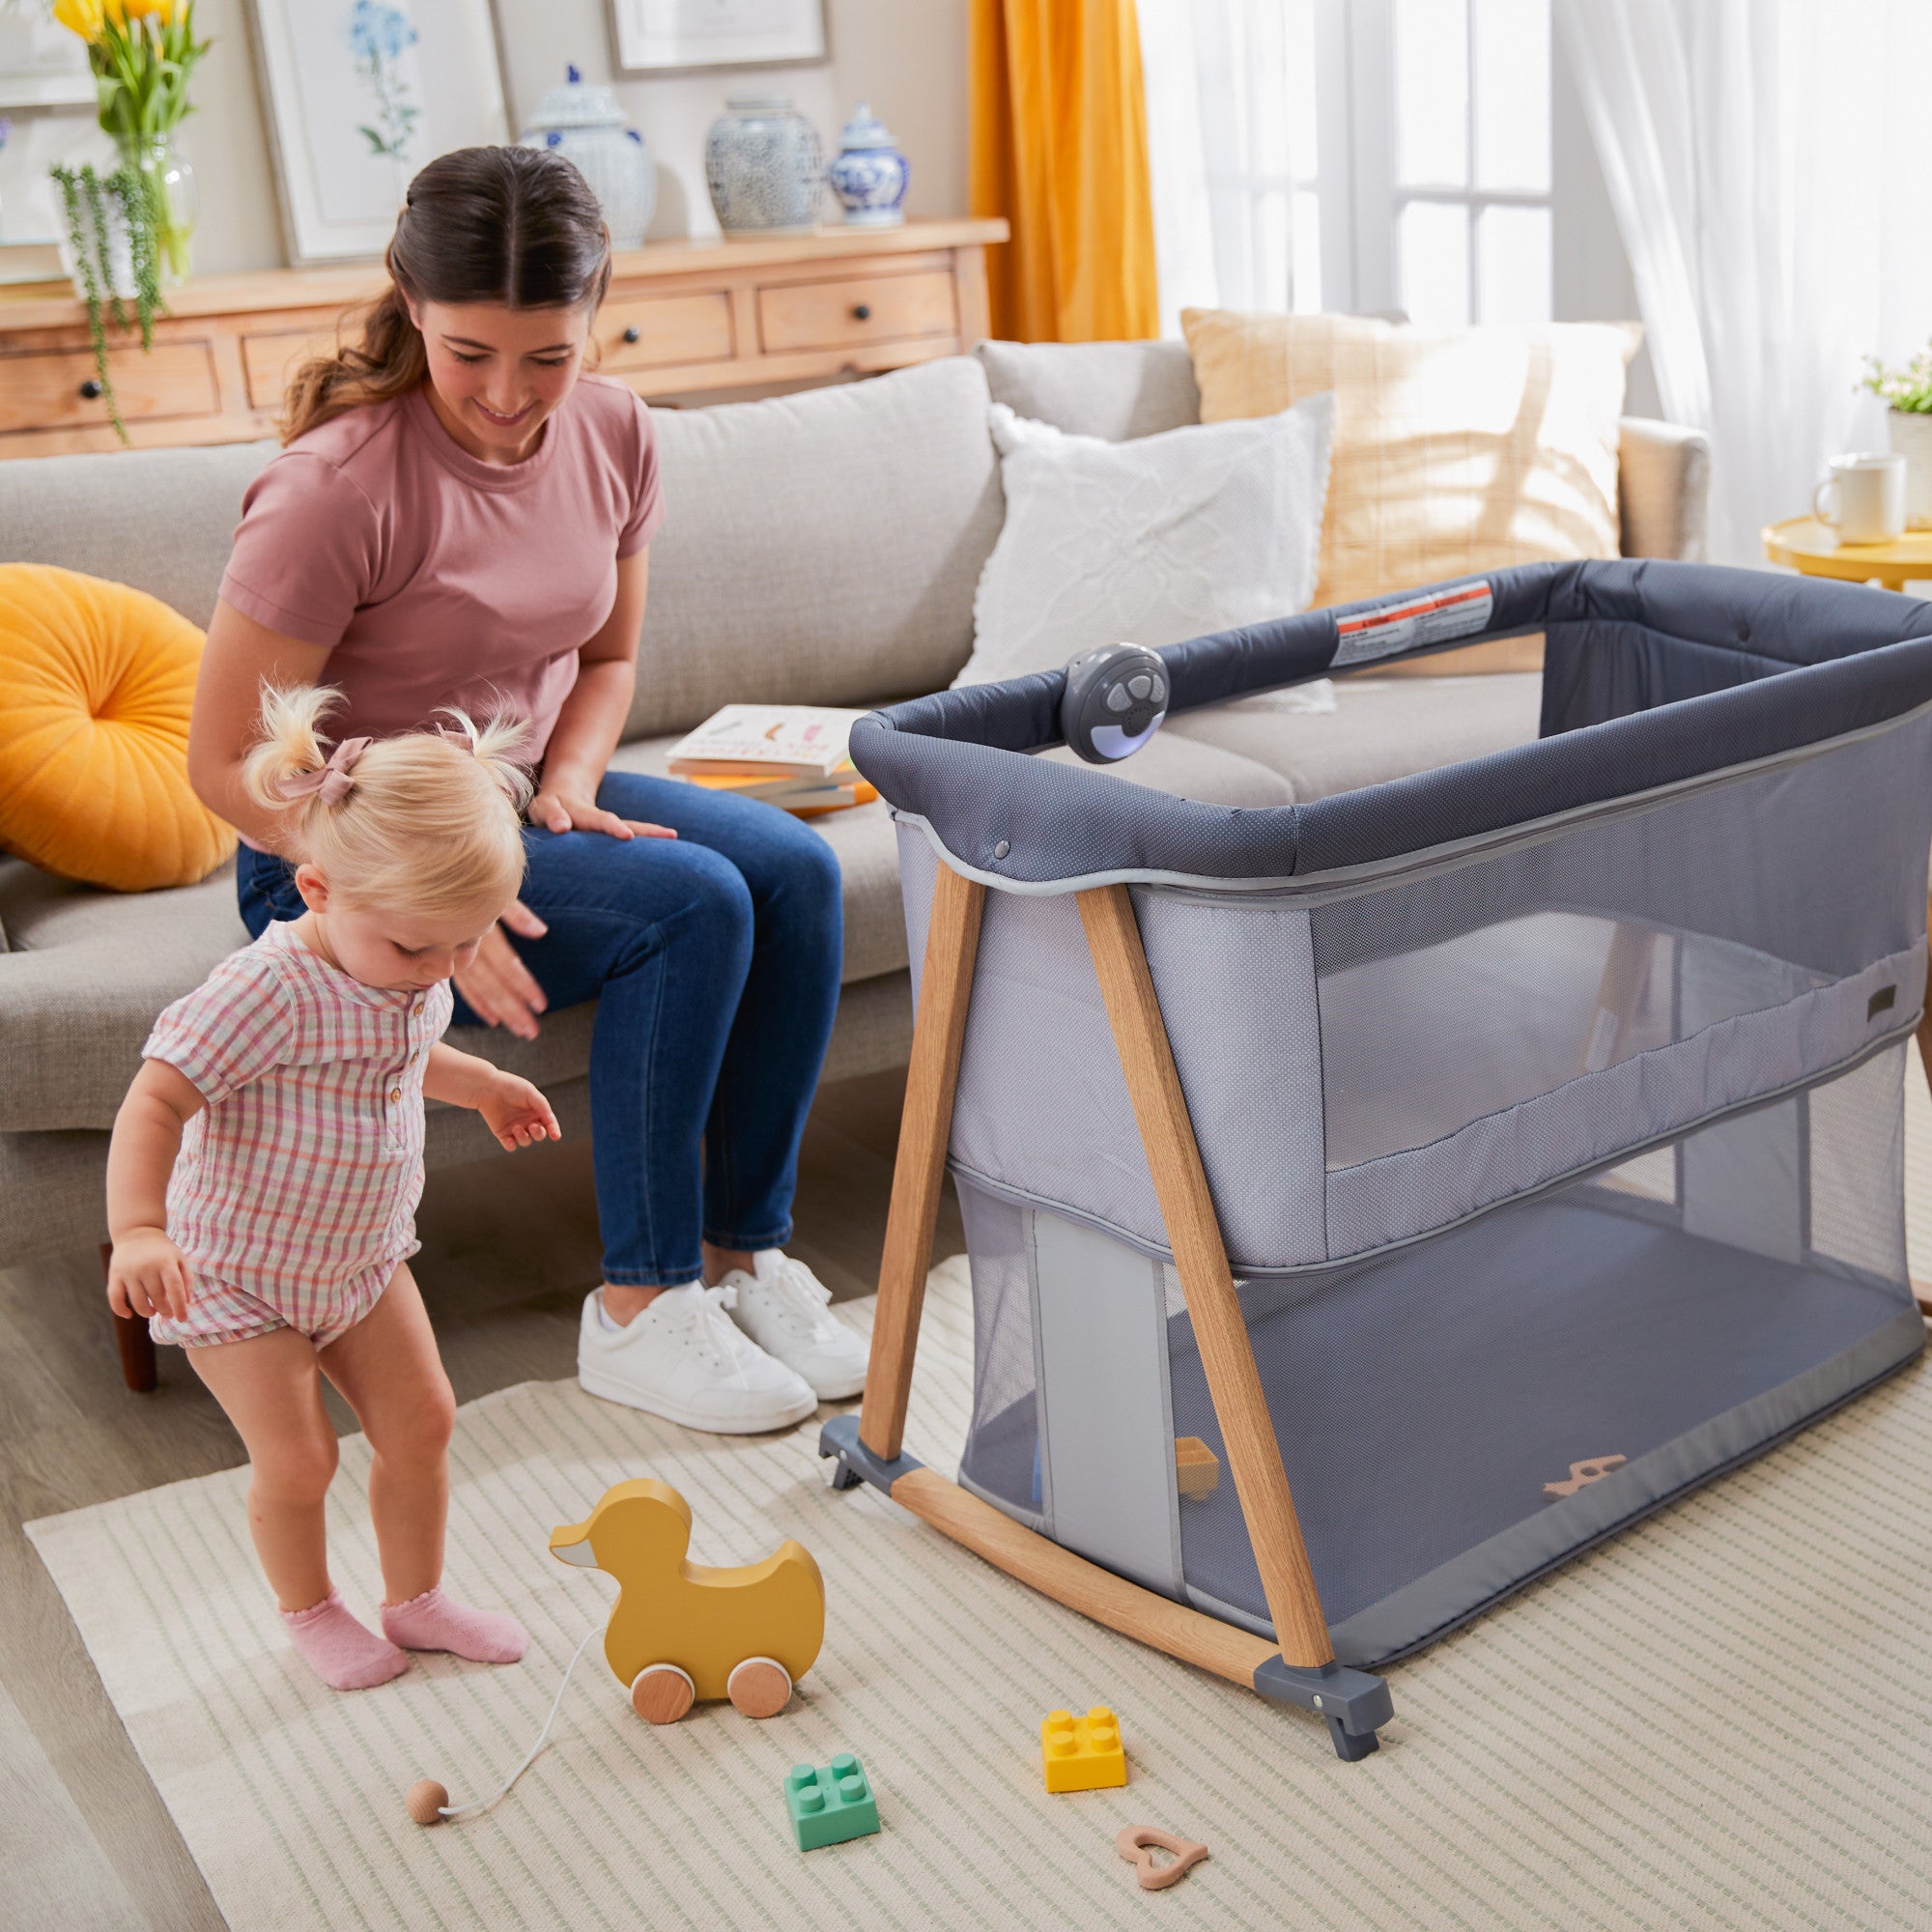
[241,684,343,821]
[438,706,536,815]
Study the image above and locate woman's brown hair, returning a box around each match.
[280,146,612,444]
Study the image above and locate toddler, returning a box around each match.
[106,686,561,1690]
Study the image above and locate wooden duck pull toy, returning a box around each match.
[1116,1825,1209,1891]
[550,1478,825,1722]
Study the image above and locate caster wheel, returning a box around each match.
[726,1656,793,1719]
[632,1662,695,1724]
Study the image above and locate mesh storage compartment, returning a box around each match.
[859,560,1932,1695]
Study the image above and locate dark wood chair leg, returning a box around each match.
[100,1241,156,1393]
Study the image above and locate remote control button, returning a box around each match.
[1105,683,1131,712]
[1127,673,1151,699]
[1150,676,1166,701]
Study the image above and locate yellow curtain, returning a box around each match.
[970,0,1159,343]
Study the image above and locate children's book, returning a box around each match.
[666,705,868,781]
[666,705,877,816]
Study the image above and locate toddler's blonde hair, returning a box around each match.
[242,684,532,918]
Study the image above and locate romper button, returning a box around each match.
[389,1087,402,1102]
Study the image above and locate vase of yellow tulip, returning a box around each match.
[52,0,209,287]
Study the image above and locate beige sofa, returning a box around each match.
[0,337,1710,1384]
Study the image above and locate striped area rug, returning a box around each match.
[28,1259,1932,1932]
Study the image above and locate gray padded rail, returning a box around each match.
[852,560,1932,889]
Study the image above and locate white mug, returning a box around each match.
[1813,452,1907,545]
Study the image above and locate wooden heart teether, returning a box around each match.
[1116,1825,1209,1891]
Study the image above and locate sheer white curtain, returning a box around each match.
[1555,0,1889,563]
[1137,0,1314,336]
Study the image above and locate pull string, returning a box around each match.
[438,1624,601,1822]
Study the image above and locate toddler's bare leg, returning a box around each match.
[322,1263,527,1664]
[319,1263,453,1605]
[188,1327,338,1611]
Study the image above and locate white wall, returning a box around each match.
[5,0,967,274]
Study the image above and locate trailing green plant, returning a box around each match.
[1861,346,1932,415]
[52,160,161,446]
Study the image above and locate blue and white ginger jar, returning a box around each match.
[705,96,823,238]
[827,101,909,228]
[522,66,655,250]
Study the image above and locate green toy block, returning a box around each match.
[783,1753,880,1851]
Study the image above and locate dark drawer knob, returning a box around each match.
[79,378,103,400]
[852,303,872,321]
[621,326,640,344]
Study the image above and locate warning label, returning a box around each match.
[1331,580,1495,668]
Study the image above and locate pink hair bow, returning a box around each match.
[276,736,372,807]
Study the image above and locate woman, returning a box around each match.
[186,146,864,1435]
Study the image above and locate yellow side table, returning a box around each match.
[1761,516,1932,590]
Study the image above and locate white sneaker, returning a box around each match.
[577,1283,816,1435]
[722,1251,870,1401]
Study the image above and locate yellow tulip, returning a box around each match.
[52,0,105,41]
[120,0,172,17]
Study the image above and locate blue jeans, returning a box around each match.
[238,770,843,1287]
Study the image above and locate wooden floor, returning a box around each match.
[0,1067,958,1932]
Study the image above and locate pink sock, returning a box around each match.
[281,1588,410,1691]
[382,1586,529,1665]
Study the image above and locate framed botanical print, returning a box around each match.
[246,0,511,263]
[606,0,828,77]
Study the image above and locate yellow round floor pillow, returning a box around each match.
[0,564,236,892]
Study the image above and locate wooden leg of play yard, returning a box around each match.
[102,1241,156,1393]
[1079,884,1336,1672]
[859,863,986,1464]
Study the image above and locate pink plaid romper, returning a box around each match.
[142,921,454,1349]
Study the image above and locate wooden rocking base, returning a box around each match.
[819,1418,1393,1753]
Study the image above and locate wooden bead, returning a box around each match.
[406,1778,449,1826]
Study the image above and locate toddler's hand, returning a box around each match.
[108,1228,191,1322]
[478,1072,562,1151]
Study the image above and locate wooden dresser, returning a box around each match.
[0,216,1007,459]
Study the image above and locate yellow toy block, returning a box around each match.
[1175,1436,1220,1499]
[1040,1705,1127,1792]
[551,1478,824,1723]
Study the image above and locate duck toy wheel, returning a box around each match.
[552,1479,825,1723]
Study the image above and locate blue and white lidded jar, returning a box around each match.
[826,102,910,227]
[704,96,824,238]
[521,66,655,250]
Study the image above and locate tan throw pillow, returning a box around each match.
[1181,309,1639,674]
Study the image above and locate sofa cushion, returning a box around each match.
[1166,672,1544,803]
[0,440,274,628]
[976,338,1201,441]
[630,357,1006,740]
[957,397,1334,689]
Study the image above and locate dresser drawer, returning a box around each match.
[242,328,338,412]
[0,340,218,434]
[597,292,734,370]
[757,270,958,355]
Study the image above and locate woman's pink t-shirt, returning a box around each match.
[219,374,665,762]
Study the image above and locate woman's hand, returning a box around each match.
[454,900,552,1040]
[476,1070,562,1151]
[108,1227,192,1323]
[528,777,677,843]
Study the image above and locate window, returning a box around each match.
[1142,0,1554,327]
[1388,0,1553,326]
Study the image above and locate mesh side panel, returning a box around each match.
[954,1177,1043,1523]
[1134,893,1327,1265]
[896,818,939,1012]
[1807,1043,1908,1281]
[1160,1055,1915,1658]
[948,884,1168,1254]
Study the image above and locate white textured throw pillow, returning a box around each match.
[955,394,1336,696]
